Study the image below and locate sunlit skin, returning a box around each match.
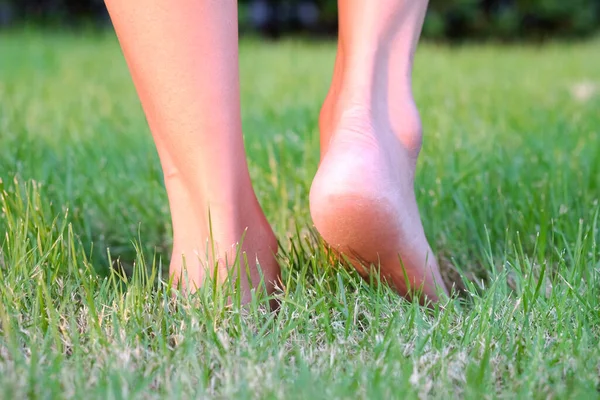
[104,0,279,302]
[104,0,447,302]
[312,0,448,300]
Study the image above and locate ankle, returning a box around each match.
[165,165,257,207]
[321,89,422,157]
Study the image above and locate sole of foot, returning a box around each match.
[310,106,447,302]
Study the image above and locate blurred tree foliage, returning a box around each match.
[0,0,107,26]
[0,0,598,40]
[423,0,600,40]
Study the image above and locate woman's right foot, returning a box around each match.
[311,99,447,301]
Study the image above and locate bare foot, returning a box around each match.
[166,173,281,304]
[310,103,447,301]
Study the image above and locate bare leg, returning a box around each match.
[311,0,447,300]
[105,0,280,302]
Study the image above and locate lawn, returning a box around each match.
[1,30,599,398]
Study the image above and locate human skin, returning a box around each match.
[104,0,280,302]
[312,0,448,300]
[104,0,447,303]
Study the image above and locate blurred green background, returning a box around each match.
[1,0,599,40]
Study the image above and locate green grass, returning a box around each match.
[1,30,600,398]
